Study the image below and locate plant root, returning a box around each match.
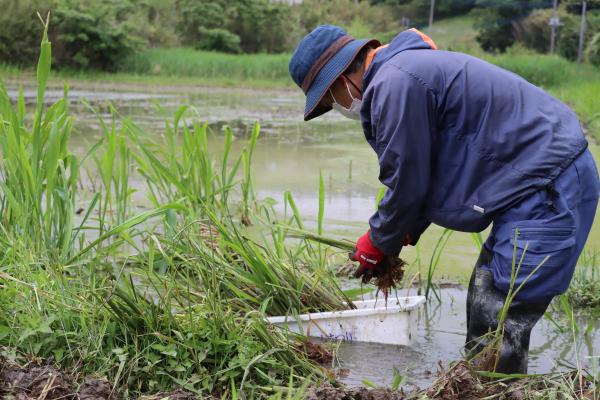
[372,256,407,303]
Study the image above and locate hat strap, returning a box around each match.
[301,35,353,93]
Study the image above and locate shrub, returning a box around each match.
[513,8,555,54]
[51,0,144,70]
[176,0,289,53]
[292,0,399,41]
[472,8,516,52]
[371,0,477,24]
[496,5,600,61]
[0,0,51,65]
[563,0,600,14]
[586,32,600,66]
[472,0,553,53]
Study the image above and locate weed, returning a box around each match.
[567,251,600,310]
[0,27,348,398]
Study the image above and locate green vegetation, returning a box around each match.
[372,0,477,25]
[176,0,290,53]
[0,0,403,71]
[118,48,293,86]
[422,15,481,53]
[0,26,353,398]
[471,0,554,53]
[514,8,600,62]
[1,16,599,399]
[567,252,600,310]
[587,32,600,66]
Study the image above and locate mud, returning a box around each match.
[307,383,406,400]
[0,359,115,400]
[0,358,198,400]
[2,356,595,400]
[298,340,334,365]
[308,360,597,400]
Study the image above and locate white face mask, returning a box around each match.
[330,80,362,120]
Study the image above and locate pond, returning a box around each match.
[6,82,600,388]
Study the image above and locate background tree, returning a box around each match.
[473,0,552,52]
[51,0,144,70]
[0,0,52,65]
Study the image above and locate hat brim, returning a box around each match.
[303,38,379,121]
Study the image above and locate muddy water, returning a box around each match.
[336,288,600,388]
[6,83,600,388]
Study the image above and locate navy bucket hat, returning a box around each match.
[289,25,379,121]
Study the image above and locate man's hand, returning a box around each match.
[349,230,412,282]
[349,230,385,281]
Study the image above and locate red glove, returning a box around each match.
[350,230,385,270]
[350,230,412,282]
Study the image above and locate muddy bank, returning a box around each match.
[0,359,114,399]
[307,384,406,400]
[0,358,197,400]
[1,357,595,400]
[308,360,596,400]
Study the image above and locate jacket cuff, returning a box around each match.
[368,228,404,256]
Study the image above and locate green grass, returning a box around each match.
[567,251,600,310]
[423,14,481,54]
[1,20,599,399]
[0,64,294,90]
[0,28,351,398]
[551,76,600,141]
[118,47,292,84]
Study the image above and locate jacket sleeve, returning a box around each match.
[367,67,435,254]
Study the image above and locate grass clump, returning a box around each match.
[117,47,293,87]
[567,251,600,310]
[486,53,575,87]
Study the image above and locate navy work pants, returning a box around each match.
[483,149,599,303]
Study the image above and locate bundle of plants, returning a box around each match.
[131,214,354,317]
[291,232,407,303]
[426,359,597,400]
[0,265,331,398]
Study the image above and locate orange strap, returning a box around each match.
[365,44,389,71]
[364,29,437,71]
[409,28,438,50]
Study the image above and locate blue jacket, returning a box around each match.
[361,30,588,254]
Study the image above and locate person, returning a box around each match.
[288,25,600,374]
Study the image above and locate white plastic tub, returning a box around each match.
[266,296,426,346]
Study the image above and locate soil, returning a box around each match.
[0,358,198,400]
[309,360,597,400]
[2,356,595,400]
[0,359,115,399]
[307,383,406,400]
[297,340,334,365]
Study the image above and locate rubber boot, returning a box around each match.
[465,247,551,374]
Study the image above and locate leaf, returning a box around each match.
[0,325,10,340]
[18,328,36,343]
[318,170,324,236]
[361,378,377,388]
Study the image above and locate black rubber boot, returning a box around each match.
[465,247,551,374]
